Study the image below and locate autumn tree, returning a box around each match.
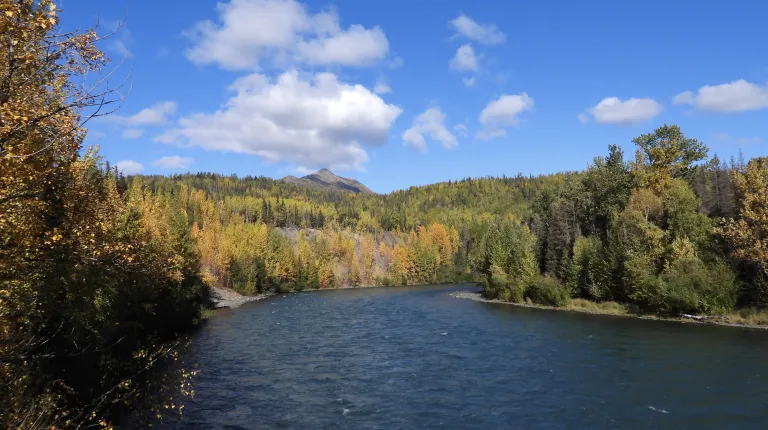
[721,157,768,305]
[359,234,376,284]
[633,124,708,190]
[390,243,409,285]
[0,3,208,426]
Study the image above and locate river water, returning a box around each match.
[162,284,768,429]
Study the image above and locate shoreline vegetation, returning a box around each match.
[3,1,768,428]
[216,283,768,330]
[450,290,768,330]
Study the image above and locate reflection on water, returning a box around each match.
[160,285,768,429]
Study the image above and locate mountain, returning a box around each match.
[280,169,374,194]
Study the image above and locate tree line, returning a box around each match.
[3,0,768,427]
[138,125,767,319]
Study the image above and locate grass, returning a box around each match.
[725,307,768,326]
[567,298,629,315]
[465,289,768,329]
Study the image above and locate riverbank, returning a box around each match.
[210,282,465,308]
[210,287,272,309]
[450,290,768,330]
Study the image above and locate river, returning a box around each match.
[161,284,768,429]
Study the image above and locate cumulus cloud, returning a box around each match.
[186,0,389,70]
[673,80,768,113]
[374,80,392,94]
[476,93,534,140]
[114,160,144,175]
[449,14,505,45]
[109,101,178,126]
[155,70,402,172]
[402,107,458,151]
[581,97,661,125]
[450,44,479,72]
[296,25,389,67]
[153,155,195,169]
[121,128,144,139]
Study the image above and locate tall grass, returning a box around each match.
[568,299,629,315]
[725,308,768,326]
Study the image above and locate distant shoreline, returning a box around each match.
[450,290,768,331]
[213,285,768,331]
[210,282,466,309]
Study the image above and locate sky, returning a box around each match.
[59,0,768,193]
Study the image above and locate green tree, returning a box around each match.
[633,124,708,189]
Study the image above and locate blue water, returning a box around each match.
[164,284,768,429]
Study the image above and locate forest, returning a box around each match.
[134,128,767,321]
[2,0,768,428]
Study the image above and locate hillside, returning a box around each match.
[131,126,765,320]
[280,168,374,194]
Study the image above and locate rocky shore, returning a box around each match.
[211,287,272,309]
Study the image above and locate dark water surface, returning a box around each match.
[164,285,768,429]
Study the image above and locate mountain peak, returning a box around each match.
[279,169,374,194]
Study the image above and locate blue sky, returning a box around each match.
[61,0,768,193]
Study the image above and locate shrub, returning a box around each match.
[629,255,738,315]
[527,275,571,307]
[660,258,738,314]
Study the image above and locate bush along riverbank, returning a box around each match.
[452,291,768,330]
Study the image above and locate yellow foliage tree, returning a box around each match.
[721,158,768,269]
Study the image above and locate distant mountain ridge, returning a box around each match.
[280,169,374,194]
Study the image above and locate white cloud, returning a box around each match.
[186,0,389,70]
[121,128,144,139]
[402,107,458,151]
[577,112,589,124]
[672,91,694,106]
[156,70,402,172]
[449,14,505,45]
[110,101,178,126]
[453,123,469,137]
[114,160,144,175]
[374,80,391,94]
[450,44,479,72]
[153,155,195,169]
[673,80,768,113]
[736,136,762,145]
[581,97,661,125]
[713,133,762,146]
[462,77,476,87]
[296,25,389,67]
[476,93,534,140]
